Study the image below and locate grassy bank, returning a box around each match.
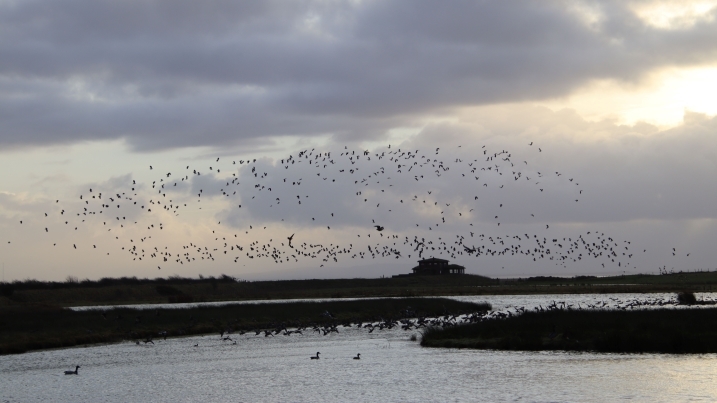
[3,271,717,307]
[507,271,717,287]
[421,307,717,353]
[0,297,488,355]
[0,275,497,307]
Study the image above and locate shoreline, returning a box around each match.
[3,272,717,356]
[3,289,714,355]
[0,297,488,355]
[421,305,717,354]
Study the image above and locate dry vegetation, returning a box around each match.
[0,297,488,355]
[421,307,717,353]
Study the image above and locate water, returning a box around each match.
[4,293,717,402]
[69,296,399,311]
[70,291,712,312]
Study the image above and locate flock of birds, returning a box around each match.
[131,295,690,347]
[11,141,680,276]
[185,294,691,346]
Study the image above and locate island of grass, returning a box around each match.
[0,274,498,306]
[421,307,717,354]
[0,297,489,355]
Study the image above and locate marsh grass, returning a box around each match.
[421,308,717,353]
[0,298,489,355]
[0,275,496,306]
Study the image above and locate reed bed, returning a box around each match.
[0,297,488,355]
[421,308,717,353]
[0,275,496,306]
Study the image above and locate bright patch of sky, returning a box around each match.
[541,65,717,127]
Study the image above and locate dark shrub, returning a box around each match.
[0,283,14,297]
[677,291,697,305]
[219,274,236,283]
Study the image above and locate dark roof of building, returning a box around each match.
[418,257,449,263]
[413,263,466,270]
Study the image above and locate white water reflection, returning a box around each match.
[454,292,717,311]
[70,292,717,312]
[69,296,394,311]
[4,293,717,402]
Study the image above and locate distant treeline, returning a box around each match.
[0,273,494,293]
[511,270,717,283]
[0,274,241,293]
[0,274,501,305]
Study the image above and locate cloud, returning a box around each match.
[1,1,717,150]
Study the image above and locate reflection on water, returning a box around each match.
[69,296,397,311]
[3,293,717,402]
[70,292,717,312]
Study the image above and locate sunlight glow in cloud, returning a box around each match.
[541,65,717,127]
[631,0,717,30]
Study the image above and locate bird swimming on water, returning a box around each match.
[64,365,80,375]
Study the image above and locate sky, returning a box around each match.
[1,0,717,282]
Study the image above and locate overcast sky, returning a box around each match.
[1,0,716,281]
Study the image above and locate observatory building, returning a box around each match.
[410,257,466,275]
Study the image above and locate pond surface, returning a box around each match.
[4,293,717,402]
[70,291,712,312]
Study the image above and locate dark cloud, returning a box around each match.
[1,1,716,149]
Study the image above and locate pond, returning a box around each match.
[3,293,717,402]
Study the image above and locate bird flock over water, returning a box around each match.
[60,292,701,373]
[127,294,694,351]
[8,140,691,275]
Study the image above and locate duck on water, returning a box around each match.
[64,366,80,375]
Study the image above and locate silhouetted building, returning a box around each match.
[411,257,465,275]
